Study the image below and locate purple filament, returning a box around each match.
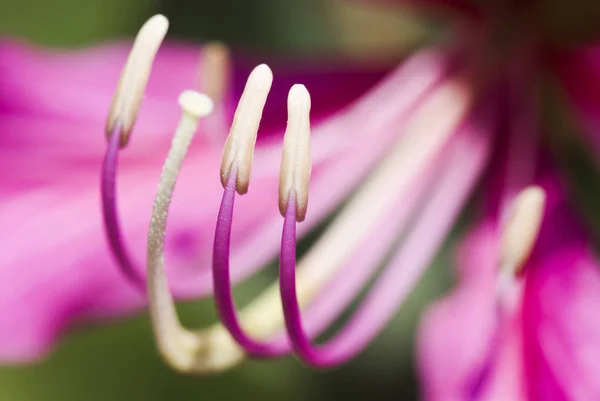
[212,170,288,357]
[101,128,146,292]
[280,196,406,368]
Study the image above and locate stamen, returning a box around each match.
[209,76,470,368]
[139,49,460,374]
[101,15,169,291]
[106,14,169,147]
[201,42,230,103]
[220,64,273,194]
[212,167,284,357]
[101,124,144,290]
[212,84,312,356]
[278,110,493,367]
[279,84,312,222]
[499,186,546,276]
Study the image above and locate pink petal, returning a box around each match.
[419,158,600,401]
[417,223,500,401]
[553,45,600,161]
[522,172,600,401]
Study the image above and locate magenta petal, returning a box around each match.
[554,46,600,161]
[522,178,600,400]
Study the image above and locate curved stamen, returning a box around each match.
[101,125,145,290]
[102,14,168,290]
[211,65,289,356]
[279,106,494,368]
[212,166,286,356]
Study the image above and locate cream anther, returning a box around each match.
[279,84,312,222]
[106,14,169,147]
[500,186,546,275]
[220,64,273,194]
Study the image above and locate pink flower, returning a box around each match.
[417,159,600,400]
[0,20,387,362]
[2,0,600,381]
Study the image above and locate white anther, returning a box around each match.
[220,64,273,194]
[500,186,546,275]
[279,84,312,222]
[106,14,169,146]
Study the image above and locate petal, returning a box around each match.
[522,172,600,401]
[554,45,600,161]
[417,223,501,401]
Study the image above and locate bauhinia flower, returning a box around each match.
[97,1,600,376]
[2,0,600,384]
[417,159,600,400]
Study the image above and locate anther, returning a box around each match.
[220,64,273,194]
[279,84,312,222]
[106,14,169,147]
[499,186,546,276]
[201,42,230,103]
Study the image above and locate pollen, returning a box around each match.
[220,64,273,194]
[106,14,169,147]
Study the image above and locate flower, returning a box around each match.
[0,17,387,362]
[3,0,600,382]
[417,159,600,400]
[97,2,598,373]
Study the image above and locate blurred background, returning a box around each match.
[0,0,453,400]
